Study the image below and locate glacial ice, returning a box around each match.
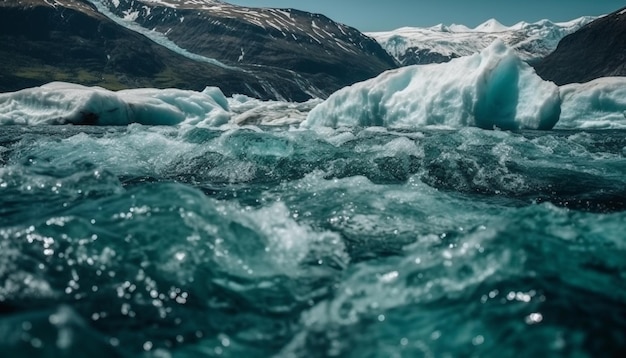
[0,82,231,126]
[557,77,626,129]
[228,94,322,126]
[367,16,596,65]
[303,40,562,130]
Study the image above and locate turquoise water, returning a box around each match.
[1,125,625,357]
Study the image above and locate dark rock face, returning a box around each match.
[0,0,252,95]
[0,0,397,100]
[535,7,626,85]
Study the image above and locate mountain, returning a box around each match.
[0,0,253,95]
[0,0,397,101]
[367,16,596,66]
[534,7,626,85]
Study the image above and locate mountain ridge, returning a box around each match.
[367,16,596,66]
[0,0,397,100]
[535,7,626,85]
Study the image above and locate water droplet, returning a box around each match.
[30,338,43,348]
[21,321,32,331]
[430,331,441,340]
[379,271,399,283]
[472,335,485,346]
[525,312,543,325]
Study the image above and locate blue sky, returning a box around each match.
[227,0,625,31]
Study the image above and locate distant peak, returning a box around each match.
[473,18,508,32]
[428,23,449,32]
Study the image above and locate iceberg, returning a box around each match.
[557,77,626,129]
[0,82,231,126]
[303,40,561,130]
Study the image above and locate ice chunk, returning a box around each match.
[228,94,322,126]
[0,82,230,126]
[557,77,626,129]
[303,40,561,130]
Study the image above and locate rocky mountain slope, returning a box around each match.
[367,17,595,66]
[0,0,397,100]
[534,7,626,85]
[0,0,249,95]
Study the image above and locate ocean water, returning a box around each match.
[0,124,625,357]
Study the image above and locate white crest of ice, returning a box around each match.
[557,77,626,129]
[0,82,231,126]
[303,40,561,130]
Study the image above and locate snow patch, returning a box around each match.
[473,18,508,33]
[303,40,561,130]
[123,10,140,21]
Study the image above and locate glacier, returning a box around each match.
[557,77,626,129]
[85,0,239,70]
[303,40,562,130]
[367,16,596,66]
[0,82,231,126]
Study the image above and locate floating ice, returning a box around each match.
[0,82,231,126]
[557,77,626,129]
[303,40,561,130]
[228,94,322,126]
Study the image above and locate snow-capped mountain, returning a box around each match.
[535,7,626,85]
[0,0,396,101]
[367,16,596,66]
[84,0,397,99]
